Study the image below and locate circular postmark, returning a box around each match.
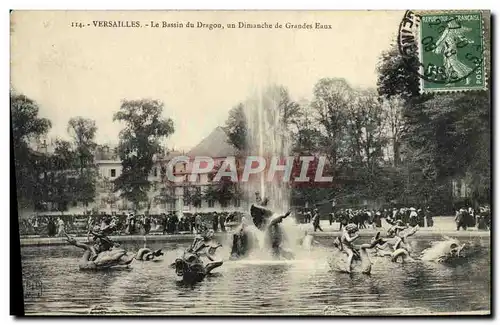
[397,10,484,86]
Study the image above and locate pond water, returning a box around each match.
[20,235,491,315]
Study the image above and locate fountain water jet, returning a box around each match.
[230,85,303,260]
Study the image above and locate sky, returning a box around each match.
[11,10,404,151]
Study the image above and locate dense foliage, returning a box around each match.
[223,44,490,212]
[113,99,175,211]
[12,39,490,215]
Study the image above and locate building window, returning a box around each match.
[153,167,157,177]
[221,201,228,208]
[72,201,78,207]
[208,200,215,208]
[110,169,116,177]
[234,199,241,208]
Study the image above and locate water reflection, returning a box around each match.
[21,237,490,315]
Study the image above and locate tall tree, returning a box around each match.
[52,139,76,170]
[67,117,97,169]
[11,93,51,209]
[311,78,351,167]
[227,85,302,157]
[113,99,175,211]
[376,41,490,209]
[405,92,490,207]
[381,96,404,166]
[376,43,421,103]
[276,86,303,135]
[345,89,387,169]
[67,117,98,210]
[292,117,323,154]
[224,103,247,152]
[42,139,77,212]
[343,90,388,200]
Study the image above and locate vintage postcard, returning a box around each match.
[10,10,491,316]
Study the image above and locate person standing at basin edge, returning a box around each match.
[125,213,136,235]
[212,212,219,232]
[477,206,490,230]
[373,211,382,228]
[219,213,226,232]
[312,209,323,232]
[178,216,185,232]
[142,214,151,235]
[189,214,195,233]
[455,208,468,231]
[425,207,434,227]
[468,207,476,228]
[417,209,425,227]
[161,213,168,234]
[194,213,202,233]
[87,215,95,233]
[171,212,179,233]
[31,215,39,235]
[409,208,418,227]
[338,209,348,231]
[57,217,66,237]
[47,217,57,237]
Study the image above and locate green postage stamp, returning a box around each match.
[398,10,487,93]
[418,11,486,92]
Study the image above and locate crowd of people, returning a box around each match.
[19,204,491,237]
[455,206,491,231]
[20,211,243,237]
[297,207,435,231]
[299,205,491,232]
